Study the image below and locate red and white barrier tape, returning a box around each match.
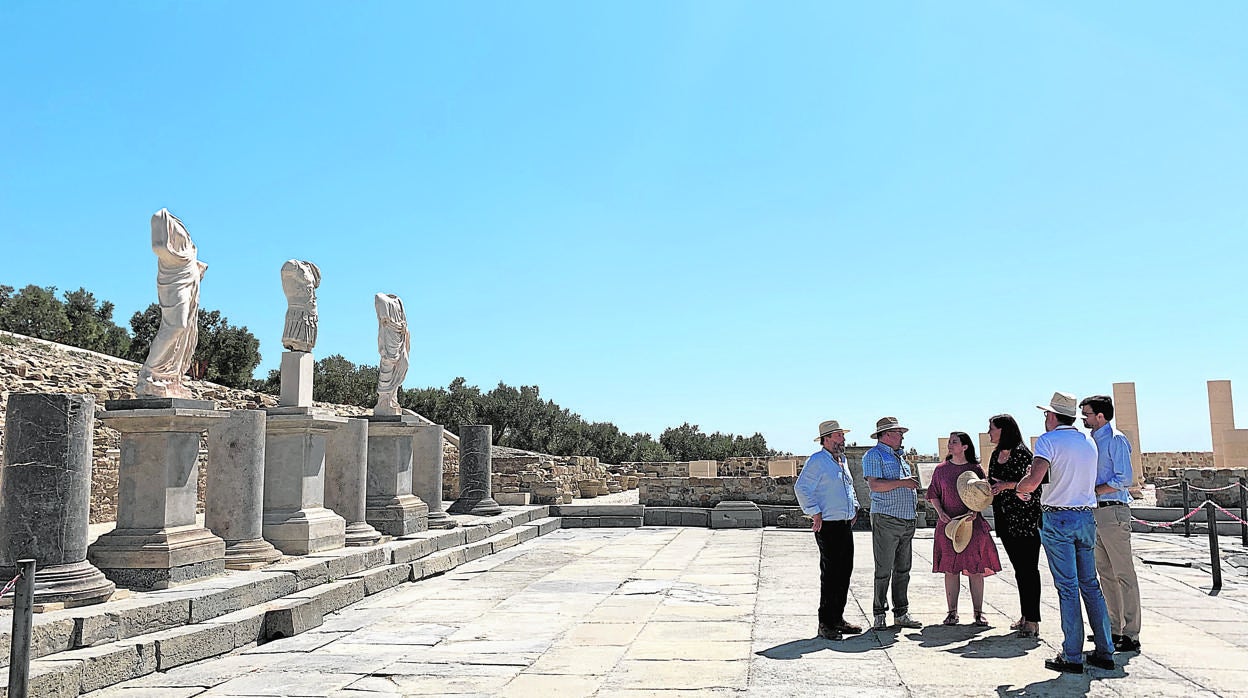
[1212,503,1248,527]
[1132,500,1214,528]
[1187,482,1246,493]
[0,573,20,598]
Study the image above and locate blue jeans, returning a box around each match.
[1040,510,1114,662]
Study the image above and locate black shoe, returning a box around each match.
[1086,652,1116,670]
[1114,636,1141,652]
[817,623,843,641]
[1087,633,1124,644]
[834,620,863,634]
[1045,655,1084,674]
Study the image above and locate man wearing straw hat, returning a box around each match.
[863,416,922,630]
[1017,391,1116,674]
[1080,394,1143,653]
[794,419,864,640]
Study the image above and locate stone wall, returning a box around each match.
[1154,467,1247,508]
[0,331,460,524]
[464,450,637,505]
[1141,451,1214,482]
[639,476,800,507]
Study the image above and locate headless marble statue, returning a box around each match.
[374,293,410,415]
[280,260,321,352]
[135,209,208,398]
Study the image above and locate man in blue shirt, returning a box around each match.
[1080,395,1142,653]
[862,416,921,630]
[794,419,863,640]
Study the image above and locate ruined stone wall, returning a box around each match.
[459,451,637,505]
[638,476,800,507]
[1141,451,1214,482]
[0,331,460,523]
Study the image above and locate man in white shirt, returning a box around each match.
[1017,392,1115,674]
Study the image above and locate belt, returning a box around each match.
[1042,505,1093,513]
[1097,501,1125,508]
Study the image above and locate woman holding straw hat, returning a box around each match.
[926,432,1002,626]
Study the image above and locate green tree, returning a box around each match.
[61,287,131,356]
[127,304,261,388]
[313,354,378,406]
[0,284,70,341]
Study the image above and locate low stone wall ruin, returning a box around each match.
[1141,451,1215,482]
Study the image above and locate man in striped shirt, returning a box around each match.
[863,416,922,630]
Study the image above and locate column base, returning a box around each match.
[426,510,459,529]
[344,521,385,546]
[447,496,503,516]
[87,525,226,590]
[264,507,346,555]
[365,495,429,537]
[0,559,116,607]
[222,538,283,570]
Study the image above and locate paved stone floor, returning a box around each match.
[86,527,1248,697]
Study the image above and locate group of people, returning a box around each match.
[793,391,1143,675]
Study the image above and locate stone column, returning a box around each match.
[978,433,993,469]
[1208,380,1235,469]
[365,415,429,536]
[448,425,502,516]
[1,394,115,606]
[1112,382,1144,487]
[937,437,948,461]
[280,351,314,407]
[325,418,383,546]
[206,410,282,569]
[262,407,348,555]
[413,424,456,529]
[88,398,228,590]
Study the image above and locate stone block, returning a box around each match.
[310,546,389,581]
[288,578,366,616]
[151,623,237,670]
[463,526,489,544]
[390,537,436,564]
[485,517,513,536]
[57,639,157,693]
[102,595,192,640]
[279,351,314,407]
[643,509,669,526]
[73,610,121,647]
[413,550,465,579]
[560,517,597,528]
[710,501,763,529]
[494,492,531,506]
[434,528,468,550]
[680,510,710,527]
[0,659,82,698]
[461,541,492,562]
[188,571,298,623]
[346,564,413,596]
[259,558,331,591]
[528,517,562,535]
[489,532,521,553]
[552,505,643,517]
[262,598,322,641]
[689,460,717,477]
[201,605,268,648]
[515,525,539,544]
[767,459,797,477]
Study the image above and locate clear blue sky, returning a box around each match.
[2,2,1245,457]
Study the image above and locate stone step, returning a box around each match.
[0,509,561,697]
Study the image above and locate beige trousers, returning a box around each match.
[1094,505,1142,639]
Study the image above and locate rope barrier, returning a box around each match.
[1211,503,1248,527]
[1186,482,1244,493]
[1131,500,1213,529]
[0,572,20,598]
[1153,483,1181,490]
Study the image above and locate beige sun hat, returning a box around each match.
[813,419,851,442]
[1036,391,1079,419]
[957,470,994,512]
[870,416,909,439]
[944,513,976,554]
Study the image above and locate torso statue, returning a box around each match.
[374,293,410,415]
[280,260,321,352]
[135,209,207,398]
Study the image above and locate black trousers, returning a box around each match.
[1000,534,1042,622]
[814,520,855,627]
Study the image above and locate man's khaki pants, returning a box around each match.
[1094,504,1142,640]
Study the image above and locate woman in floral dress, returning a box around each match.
[986,414,1044,637]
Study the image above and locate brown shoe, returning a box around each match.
[834,620,863,634]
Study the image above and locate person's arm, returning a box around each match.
[867,476,918,492]
[794,458,825,531]
[1095,435,1133,496]
[1016,456,1050,499]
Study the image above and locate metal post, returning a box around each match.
[7,559,36,698]
[1206,502,1222,591]
[1181,479,1192,538]
[1239,476,1247,548]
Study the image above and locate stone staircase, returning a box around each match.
[0,508,559,698]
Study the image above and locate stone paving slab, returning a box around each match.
[83,526,1248,697]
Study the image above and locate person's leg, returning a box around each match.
[892,518,915,617]
[1041,511,1084,663]
[969,574,985,615]
[944,573,960,615]
[1074,511,1115,657]
[1093,506,1123,636]
[1017,535,1043,623]
[829,521,855,626]
[814,527,835,629]
[1106,506,1142,641]
[871,513,898,618]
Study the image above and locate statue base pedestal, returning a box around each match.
[447,497,503,517]
[263,408,348,555]
[223,538,283,570]
[88,526,226,590]
[344,521,385,547]
[426,510,458,529]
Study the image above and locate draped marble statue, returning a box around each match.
[373,293,410,415]
[135,209,208,398]
[280,260,321,352]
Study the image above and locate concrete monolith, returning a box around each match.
[262,407,348,554]
[448,425,502,515]
[206,410,282,569]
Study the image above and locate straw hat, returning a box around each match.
[813,420,850,442]
[944,513,976,553]
[870,416,909,439]
[1036,391,1079,419]
[957,470,994,513]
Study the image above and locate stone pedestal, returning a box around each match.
[711,500,763,529]
[689,460,717,477]
[263,407,348,555]
[206,410,282,569]
[364,415,429,536]
[1208,380,1235,469]
[280,351,314,407]
[413,424,456,529]
[448,425,502,516]
[88,398,228,590]
[325,418,383,546]
[1,394,115,606]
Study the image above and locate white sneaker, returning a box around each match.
[873,614,888,630]
[895,612,922,629]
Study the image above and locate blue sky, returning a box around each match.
[2,2,1245,457]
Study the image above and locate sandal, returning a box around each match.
[1019,621,1039,638]
[972,612,989,627]
[1009,617,1026,631]
[943,611,959,626]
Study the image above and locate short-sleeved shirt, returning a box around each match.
[861,442,917,520]
[1034,425,1098,508]
[794,448,859,521]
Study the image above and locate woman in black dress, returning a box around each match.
[986,413,1043,637]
